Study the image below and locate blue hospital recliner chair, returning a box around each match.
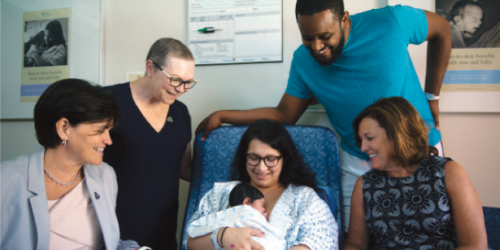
[180,125,342,250]
[484,206,500,250]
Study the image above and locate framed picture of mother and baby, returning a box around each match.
[23,16,69,68]
[20,7,71,104]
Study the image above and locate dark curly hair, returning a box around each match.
[230,119,318,191]
[34,78,121,148]
[295,0,345,22]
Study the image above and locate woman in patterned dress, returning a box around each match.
[185,119,339,250]
[343,97,487,249]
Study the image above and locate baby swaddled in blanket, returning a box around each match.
[186,183,287,250]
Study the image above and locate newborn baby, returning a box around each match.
[228,182,268,218]
[187,183,287,250]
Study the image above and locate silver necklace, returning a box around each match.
[43,165,82,187]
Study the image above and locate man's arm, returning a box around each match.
[424,10,452,130]
[196,93,311,141]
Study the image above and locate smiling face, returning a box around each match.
[66,120,114,166]
[358,117,398,172]
[298,9,348,66]
[246,139,283,189]
[455,4,483,39]
[151,56,195,105]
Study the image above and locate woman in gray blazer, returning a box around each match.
[0,79,150,250]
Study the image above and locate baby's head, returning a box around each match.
[229,183,267,218]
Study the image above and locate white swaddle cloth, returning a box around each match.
[187,205,287,250]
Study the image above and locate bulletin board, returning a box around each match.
[1,0,103,119]
[187,0,283,65]
[387,0,500,112]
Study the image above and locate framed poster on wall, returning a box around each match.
[21,8,71,103]
[436,0,500,112]
[1,0,103,119]
[387,0,500,112]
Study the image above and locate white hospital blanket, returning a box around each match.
[186,205,287,250]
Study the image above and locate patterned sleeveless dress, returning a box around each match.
[362,156,458,250]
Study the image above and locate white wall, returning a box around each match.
[1,0,499,244]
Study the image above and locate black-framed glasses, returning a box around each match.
[246,153,283,168]
[152,61,197,89]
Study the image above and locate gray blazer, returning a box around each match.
[0,148,139,250]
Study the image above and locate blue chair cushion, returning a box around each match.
[316,186,337,217]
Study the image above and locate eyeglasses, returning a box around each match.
[246,153,283,168]
[152,61,197,89]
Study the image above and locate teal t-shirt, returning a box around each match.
[286,5,441,160]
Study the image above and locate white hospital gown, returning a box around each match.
[183,181,338,250]
[187,205,287,249]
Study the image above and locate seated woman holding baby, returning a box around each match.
[344,97,487,249]
[187,183,287,249]
[185,119,338,250]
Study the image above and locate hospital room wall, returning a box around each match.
[1,0,499,243]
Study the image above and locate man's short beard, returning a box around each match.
[309,28,345,66]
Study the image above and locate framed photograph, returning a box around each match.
[387,0,500,112]
[1,0,103,119]
[21,9,71,103]
[437,0,500,112]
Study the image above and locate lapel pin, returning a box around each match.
[94,192,100,200]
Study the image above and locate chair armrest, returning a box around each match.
[316,186,337,217]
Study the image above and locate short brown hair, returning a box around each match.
[146,37,194,67]
[34,78,121,148]
[353,97,437,168]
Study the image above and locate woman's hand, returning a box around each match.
[220,227,265,250]
[187,227,265,250]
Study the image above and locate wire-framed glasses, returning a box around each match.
[246,153,283,168]
[152,61,197,89]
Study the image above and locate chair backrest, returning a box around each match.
[180,125,342,249]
